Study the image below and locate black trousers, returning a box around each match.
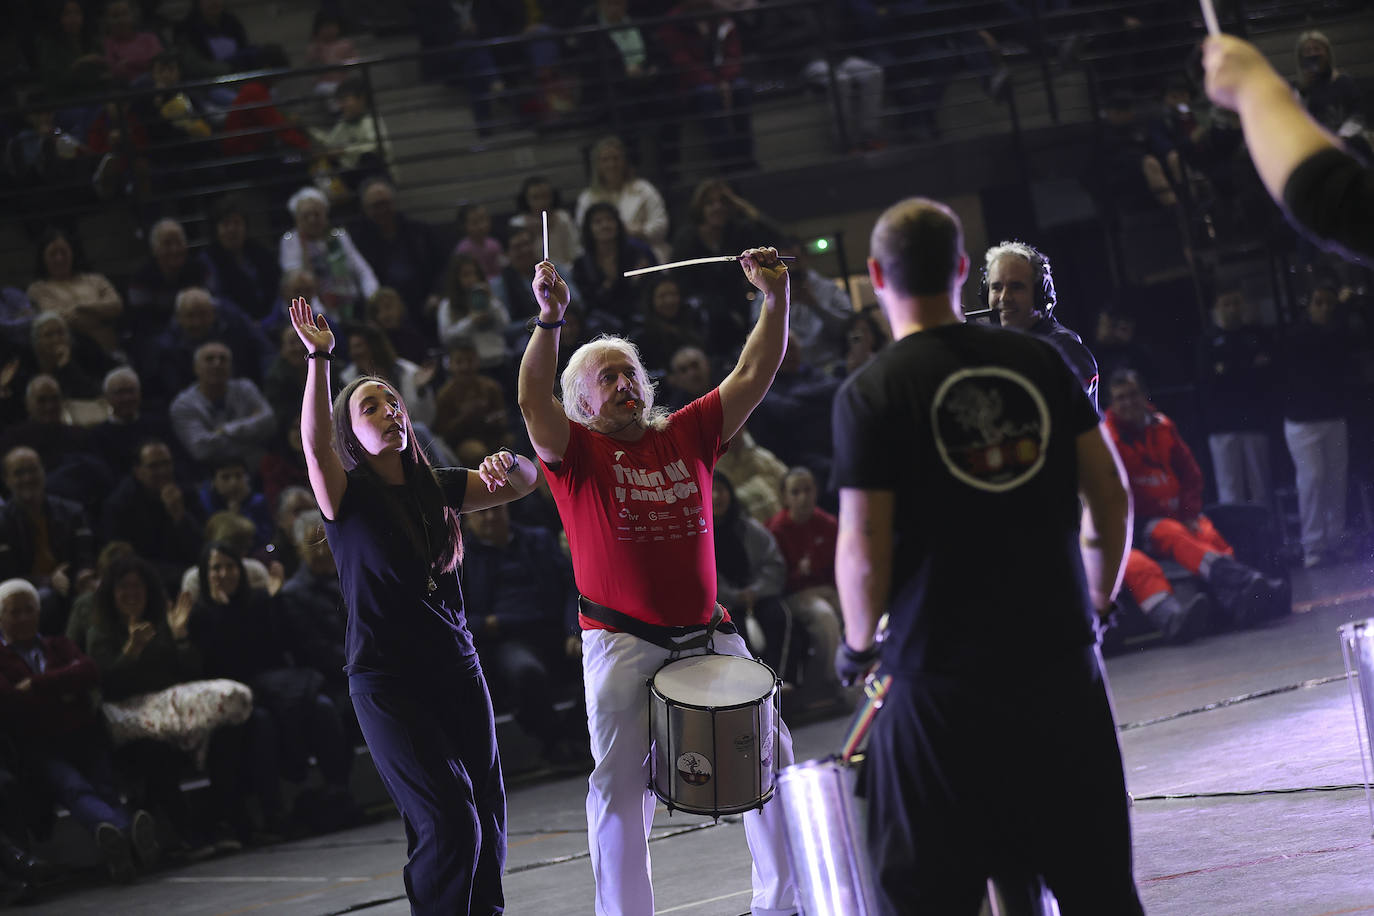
[864,651,1145,916]
[351,661,506,916]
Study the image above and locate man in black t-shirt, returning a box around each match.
[831,197,1144,914]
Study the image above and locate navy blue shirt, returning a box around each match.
[323,466,474,690]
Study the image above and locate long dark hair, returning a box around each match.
[347,321,399,383]
[33,227,83,280]
[580,201,629,259]
[198,540,248,605]
[94,555,169,632]
[712,473,750,586]
[516,175,562,214]
[331,375,463,571]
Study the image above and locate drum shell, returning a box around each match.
[778,757,879,916]
[649,658,778,817]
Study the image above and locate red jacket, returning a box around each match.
[658,9,743,90]
[222,82,311,157]
[0,636,101,740]
[1104,407,1204,522]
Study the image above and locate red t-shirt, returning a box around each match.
[542,390,725,630]
[766,507,838,594]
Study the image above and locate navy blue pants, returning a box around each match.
[352,661,506,916]
[864,650,1144,916]
[32,724,131,834]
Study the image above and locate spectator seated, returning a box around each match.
[1105,370,1288,631]
[766,467,843,703]
[463,505,585,767]
[0,578,158,883]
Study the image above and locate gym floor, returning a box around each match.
[24,557,1374,915]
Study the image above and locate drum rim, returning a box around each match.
[649,654,779,712]
[648,677,779,713]
[649,783,776,817]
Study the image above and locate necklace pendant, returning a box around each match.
[425,576,437,595]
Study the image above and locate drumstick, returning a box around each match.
[1199,0,1220,35]
[623,254,796,278]
[539,210,551,295]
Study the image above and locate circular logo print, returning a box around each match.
[676,752,712,786]
[931,367,1050,492]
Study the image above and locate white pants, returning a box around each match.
[1207,432,1271,507]
[1284,418,1349,556]
[804,56,885,142]
[582,628,798,916]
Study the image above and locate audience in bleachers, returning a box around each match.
[309,77,392,196]
[509,175,581,266]
[1199,288,1278,508]
[437,252,513,370]
[102,0,165,86]
[101,439,203,594]
[1282,283,1354,568]
[337,321,437,427]
[573,201,655,333]
[635,275,707,375]
[574,135,670,262]
[168,340,276,472]
[279,186,378,324]
[348,179,446,328]
[462,503,584,766]
[126,218,208,340]
[38,1,114,104]
[0,577,160,882]
[202,194,282,323]
[0,2,1369,898]
[1105,370,1287,630]
[453,202,506,281]
[766,466,843,700]
[27,229,123,360]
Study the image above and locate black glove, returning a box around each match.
[835,641,880,688]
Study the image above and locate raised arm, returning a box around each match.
[1076,425,1133,616]
[719,248,790,443]
[517,261,572,464]
[290,298,348,519]
[1203,34,1338,204]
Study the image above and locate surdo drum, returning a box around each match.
[648,654,781,817]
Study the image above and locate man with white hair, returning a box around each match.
[0,578,159,883]
[89,367,183,475]
[127,218,210,339]
[517,250,799,916]
[150,286,269,398]
[983,240,1099,409]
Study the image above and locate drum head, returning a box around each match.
[653,654,776,708]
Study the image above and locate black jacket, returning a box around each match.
[0,495,94,583]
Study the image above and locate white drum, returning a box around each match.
[648,653,780,816]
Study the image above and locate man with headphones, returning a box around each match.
[982,241,1100,409]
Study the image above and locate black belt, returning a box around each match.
[578,596,736,652]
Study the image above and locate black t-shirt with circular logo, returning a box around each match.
[322,467,475,691]
[831,323,1101,675]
